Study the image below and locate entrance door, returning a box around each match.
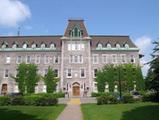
[1,84,7,95]
[73,86,80,96]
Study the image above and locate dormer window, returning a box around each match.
[12,44,17,48]
[41,43,46,48]
[107,43,111,48]
[97,43,103,49]
[23,43,28,49]
[116,44,120,48]
[2,42,8,49]
[50,43,56,49]
[31,43,37,48]
[124,44,129,48]
[70,26,82,37]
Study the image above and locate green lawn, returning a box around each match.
[81,102,159,120]
[0,105,65,120]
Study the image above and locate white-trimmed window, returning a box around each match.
[66,68,72,78]
[54,56,59,64]
[16,56,22,64]
[80,68,86,78]
[116,44,120,48]
[93,69,98,78]
[54,69,59,78]
[121,54,126,63]
[97,43,103,49]
[112,54,117,64]
[102,54,107,63]
[68,43,85,51]
[35,55,40,64]
[31,43,37,48]
[130,55,135,63]
[124,44,129,48]
[12,44,17,48]
[41,43,46,48]
[50,43,56,49]
[69,55,83,63]
[6,56,11,64]
[93,54,99,64]
[4,69,9,78]
[23,43,27,49]
[26,56,31,64]
[44,55,50,64]
[44,69,48,76]
[107,43,111,48]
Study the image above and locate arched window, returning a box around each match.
[116,43,120,48]
[31,43,37,48]
[70,26,82,37]
[97,43,103,49]
[107,43,111,48]
[2,42,8,49]
[23,43,28,49]
[12,44,17,48]
[41,43,46,48]
[50,43,56,49]
[124,44,129,48]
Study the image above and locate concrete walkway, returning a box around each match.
[56,98,83,120]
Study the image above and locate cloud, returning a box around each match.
[0,0,31,27]
[135,36,152,52]
[24,25,32,30]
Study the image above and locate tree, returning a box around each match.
[146,41,159,93]
[43,66,58,93]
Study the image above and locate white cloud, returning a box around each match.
[135,36,152,52]
[0,0,31,27]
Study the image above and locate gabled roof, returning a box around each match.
[64,19,89,37]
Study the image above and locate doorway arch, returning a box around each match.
[72,82,80,96]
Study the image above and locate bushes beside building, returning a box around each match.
[0,93,64,106]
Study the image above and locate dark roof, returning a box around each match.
[64,20,89,37]
[90,35,137,48]
[0,36,62,49]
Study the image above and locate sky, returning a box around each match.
[0,0,159,76]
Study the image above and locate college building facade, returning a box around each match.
[0,20,140,97]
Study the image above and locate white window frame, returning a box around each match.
[66,68,72,78]
[16,56,22,64]
[6,56,11,64]
[93,54,99,64]
[93,68,98,78]
[44,55,50,64]
[111,54,117,64]
[26,55,31,64]
[35,55,40,64]
[4,69,9,78]
[130,55,135,63]
[54,56,59,64]
[43,69,48,76]
[12,44,17,49]
[80,68,86,78]
[102,54,107,64]
[120,54,127,63]
[23,43,27,49]
[54,69,59,78]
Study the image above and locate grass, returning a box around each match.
[0,105,65,120]
[81,102,159,120]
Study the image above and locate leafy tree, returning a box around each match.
[43,66,58,93]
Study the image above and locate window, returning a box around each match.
[121,54,126,63]
[31,43,37,48]
[93,69,98,78]
[45,56,50,64]
[26,56,31,64]
[69,55,83,63]
[12,44,17,48]
[116,44,120,48]
[54,69,58,78]
[54,56,59,64]
[6,56,11,64]
[124,44,129,48]
[80,68,85,78]
[44,69,48,76]
[16,56,22,64]
[4,69,9,78]
[97,43,103,49]
[50,43,56,49]
[2,44,7,48]
[102,54,107,63]
[68,43,85,51]
[74,55,78,63]
[107,43,111,48]
[112,54,117,63]
[35,56,40,64]
[93,54,98,64]
[130,55,135,63]
[41,43,46,48]
[70,27,82,37]
[67,68,72,78]
[23,43,27,48]
[79,55,83,63]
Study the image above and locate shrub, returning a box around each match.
[36,97,58,106]
[24,95,40,105]
[97,94,118,105]
[142,93,159,102]
[122,93,134,103]
[10,96,25,105]
[0,96,10,106]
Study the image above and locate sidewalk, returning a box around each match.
[56,98,83,120]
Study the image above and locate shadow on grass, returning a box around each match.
[121,104,159,120]
[0,108,41,120]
